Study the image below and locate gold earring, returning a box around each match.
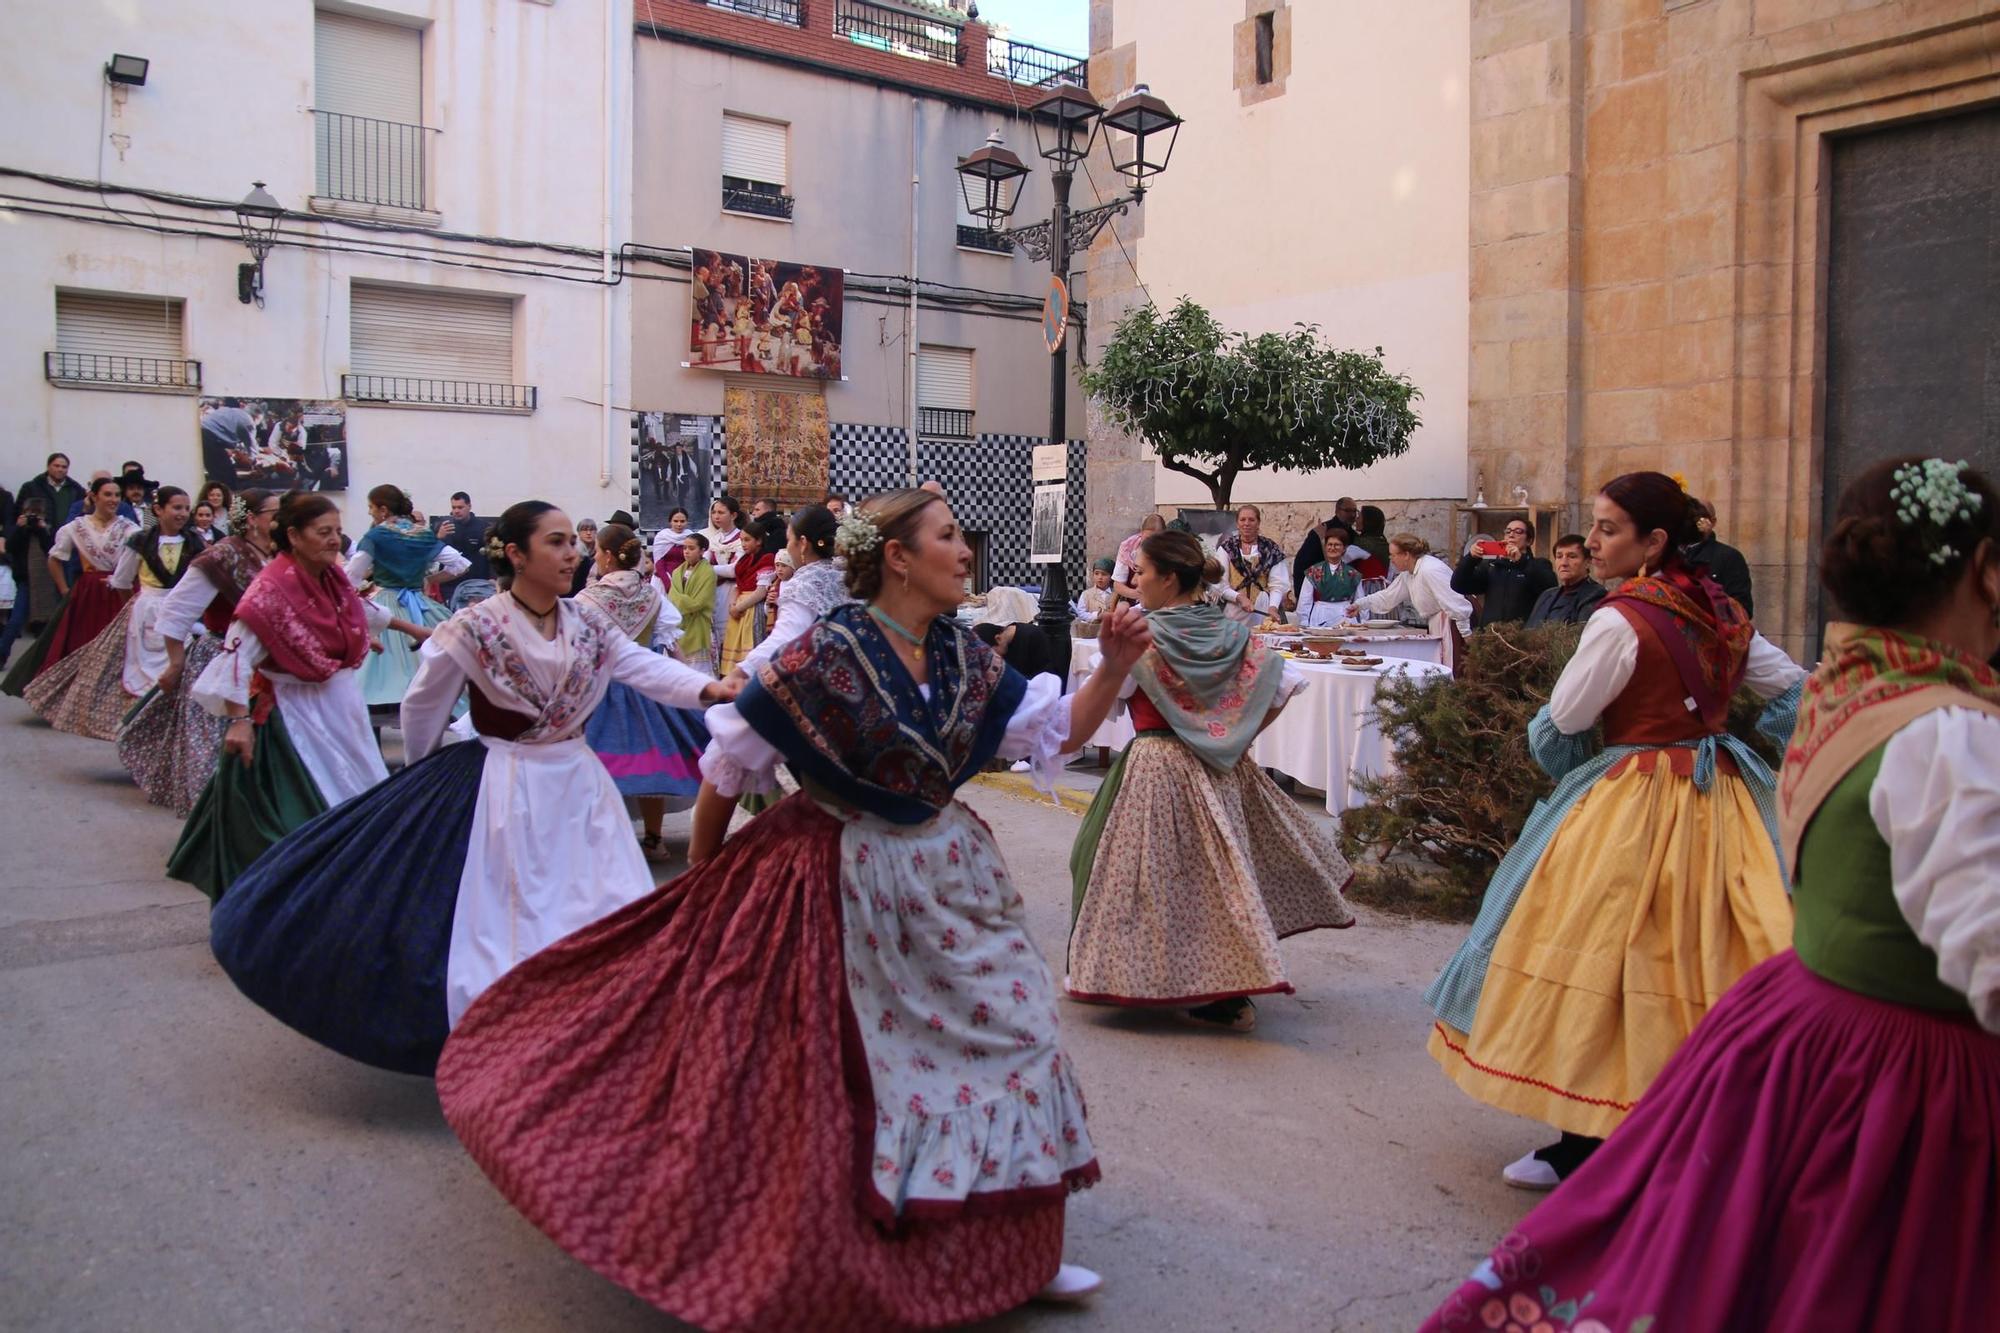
[901,567,911,592]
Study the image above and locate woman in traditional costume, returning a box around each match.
[167,492,391,901]
[1423,472,1805,1190]
[664,530,716,669]
[731,503,850,678]
[715,514,780,677]
[435,489,1153,1329]
[1345,534,1474,668]
[348,484,466,711]
[648,506,692,581]
[1068,529,1357,1032]
[1293,525,1364,628]
[1111,512,1165,607]
[577,522,708,858]
[27,487,204,739]
[208,502,734,1076]
[118,491,277,816]
[1420,457,2000,1333]
[699,495,746,664]
[1,477,137,695]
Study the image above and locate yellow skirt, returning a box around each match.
[717,605,759,677]
[1428,752,1793,1138]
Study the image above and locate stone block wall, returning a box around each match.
[1470,0,2000,657]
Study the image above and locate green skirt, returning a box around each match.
[0,587,69,697]
[167,708,328,902]
[1068,740,1138,929]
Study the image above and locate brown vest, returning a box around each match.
[467,684,536,742]
[1597,603,1724,748]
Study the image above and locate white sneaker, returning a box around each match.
[1034,1263,1103,1304]
[1501,1150,1560,1191]
[1010,759,1032,773]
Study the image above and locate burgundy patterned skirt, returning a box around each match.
[437,794,1067,1332]
[1421,950,2000,1333]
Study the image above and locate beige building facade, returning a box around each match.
[1089,0,2000,656]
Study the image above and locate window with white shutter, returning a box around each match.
[345,282,534,411]
[47,290,198,392]
[721,113,794,220]
[917,345,975,439]
[313,10,428,210]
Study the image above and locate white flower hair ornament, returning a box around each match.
[227,495,250,532]
[834,510,882,556]
[1889,458,1983,567]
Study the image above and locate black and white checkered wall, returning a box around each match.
[632,415,1088,595]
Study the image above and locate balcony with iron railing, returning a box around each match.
[955,224,1012,254]
[722,177,796,219]
[918,405,974,439]
[342,374,537,412]
[986,36,1087,89]
[835,0,961,65]
[701,0,802,23]
[44,351,202,393]
[313,110,433,213]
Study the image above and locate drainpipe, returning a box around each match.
[599,0,617,489]
[907,101,920,486]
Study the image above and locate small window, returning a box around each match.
[1254,12,1275,85]
[346,282,533,411]
[48,290,197,391]
[722,113,794,219]
[314,10,427,209]
[917,345,975,439]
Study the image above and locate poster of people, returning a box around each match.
[688,249,844,379]
[198,396,348,491]
[1030,483,1066,565]
[634,412,715,530]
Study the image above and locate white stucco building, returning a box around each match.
[0,0,635,529]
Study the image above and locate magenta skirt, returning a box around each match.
[1421,950,2000,1333]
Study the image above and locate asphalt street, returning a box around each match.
[2,697,1534,1332]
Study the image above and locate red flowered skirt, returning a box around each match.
[437,794,1073,1332]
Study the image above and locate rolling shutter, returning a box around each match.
[721,114,788,186]
[954,172,1019,227]
[315,11,422,124]
[55,292,184,358]
[917,345,974,409]
[350,282,515,383]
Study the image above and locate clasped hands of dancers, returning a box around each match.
[15,461,1998,1332]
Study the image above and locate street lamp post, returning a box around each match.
[957,83,1181,667]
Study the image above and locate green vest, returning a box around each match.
[1792,744,1969,1016]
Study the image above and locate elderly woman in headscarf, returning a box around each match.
[972,585,1056,678]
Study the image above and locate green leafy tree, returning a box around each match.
[1078,297,1422,510]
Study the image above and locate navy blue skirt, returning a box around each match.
[210,737,489,1076]
[583,681,708,797]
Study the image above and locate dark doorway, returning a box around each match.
[1821,102,2000,636]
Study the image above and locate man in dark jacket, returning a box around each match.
[1683,497,1754,617]
[18,453,84,534]
[1452,517,1557,628]
[1526,533,1607,627]
[434,491,495,611]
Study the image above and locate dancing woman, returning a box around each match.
[349,484,467,710]
[732,503,850,678]
[436,489,1153,1330]
[119,492,277,816]
[27,486,204,739]
[1420,457,2000,1333]
[576,521,709,856]
[1068,529,1356,1032]
[1,476,136,696]
[167,492,391,901]
[1423,472,1805,1189]
[208,502,734,1075]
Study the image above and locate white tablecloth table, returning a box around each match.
[1250,657,1451,814]
[1068,637,1135,751]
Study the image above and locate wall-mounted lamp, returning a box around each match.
[105,54,150,87]
[234,181,283,307]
